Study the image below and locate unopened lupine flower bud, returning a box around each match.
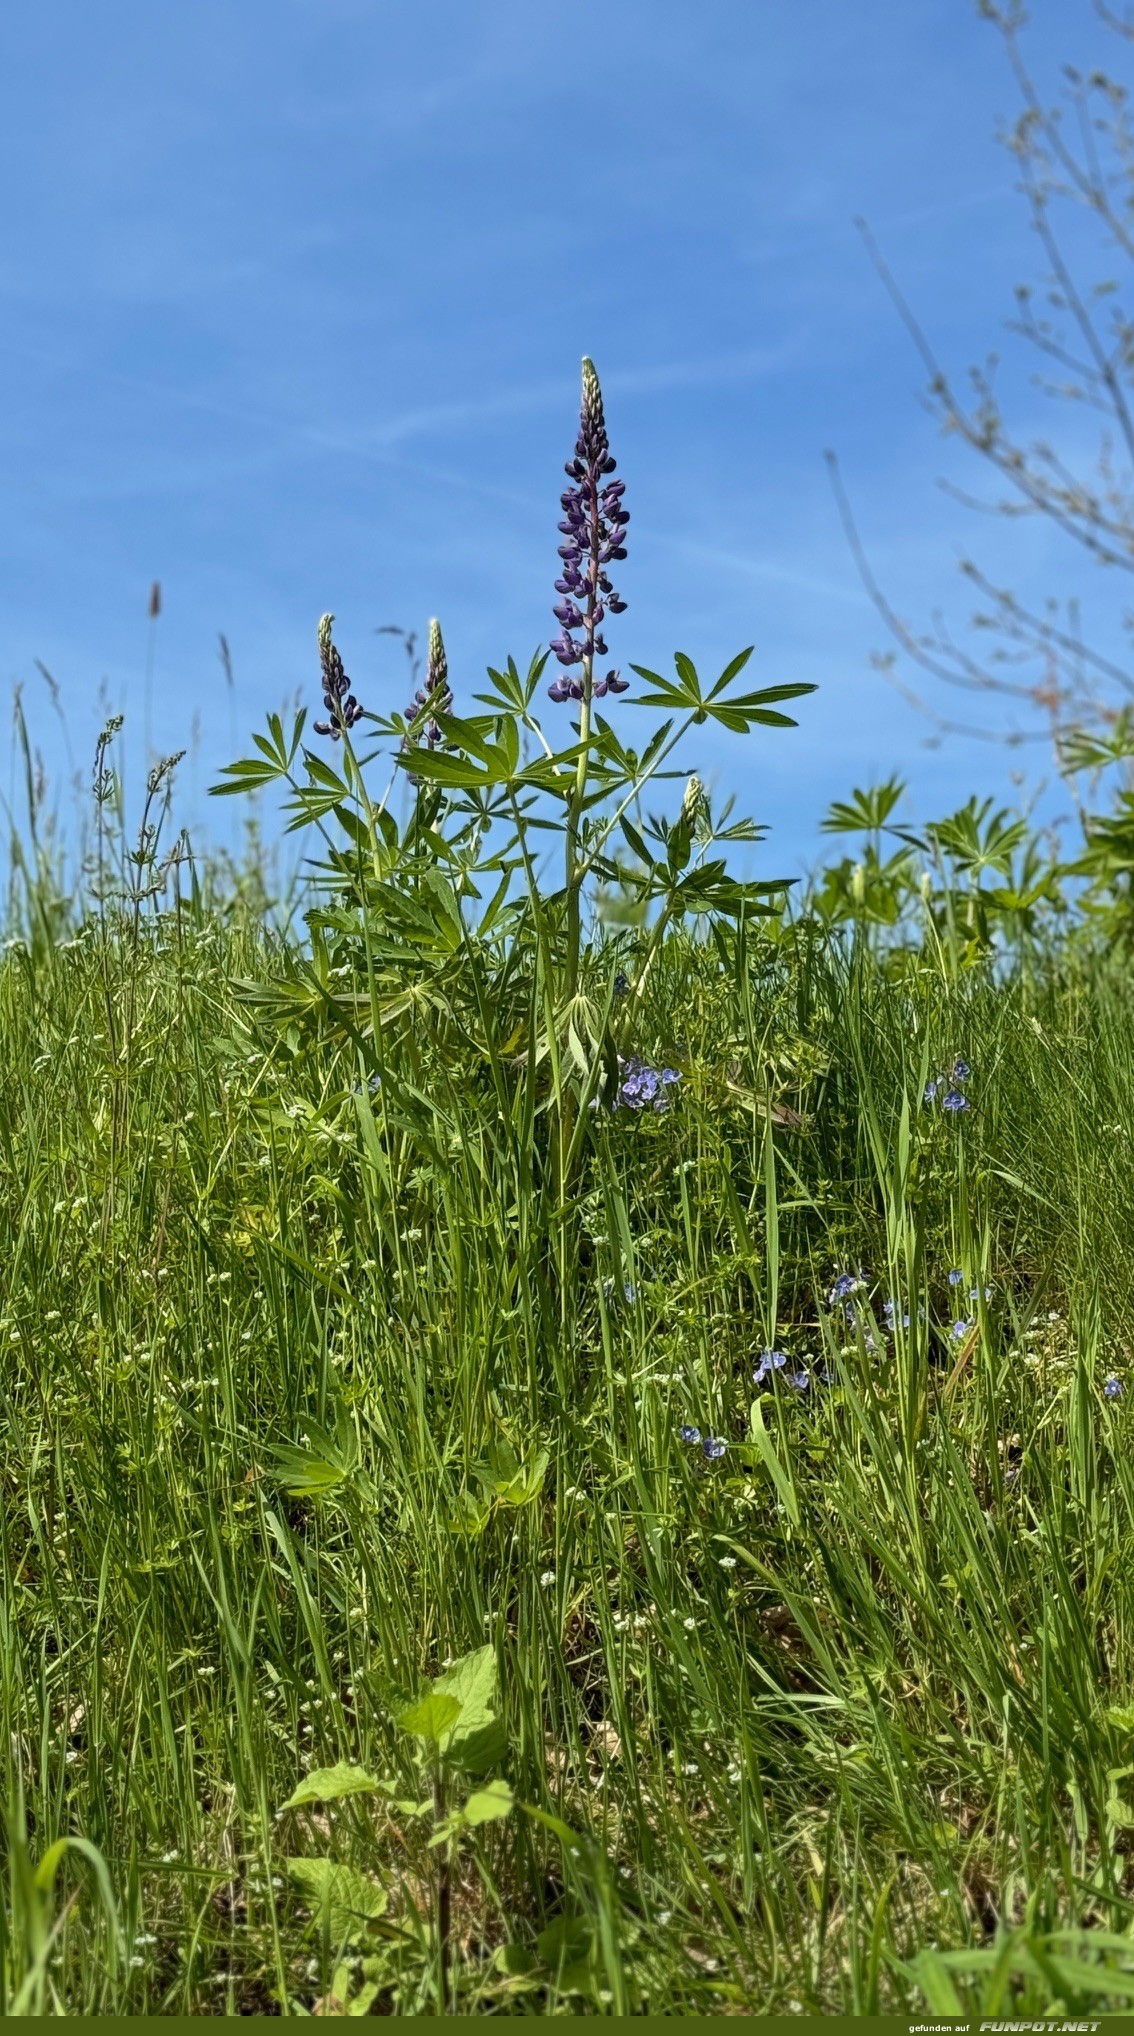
[681,775,704,831]
[313,614,365,739]
[402,618,453,783]
[549,357,630,704]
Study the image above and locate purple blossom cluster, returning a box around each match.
[614,1056,681,1112]
[313,614,364,740]
[402,619,452,783]
[548,357,630,705]
[924,1056,971,1113]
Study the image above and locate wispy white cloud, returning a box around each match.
[649,531,867,609]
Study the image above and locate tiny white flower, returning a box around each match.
[539,1570,556,1588]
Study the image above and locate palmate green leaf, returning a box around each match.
[821,778,907,834]
[628,651,815,730]
[475,650,549,715]
[271,1448,349,1496]
[270,1417,359,1498]
[278,1763,383,1811]
[208,757,290,796]
[395,748,502,791]
[286,1859,388,1941]
[478,1435,549,1508]
[209,708,307,797]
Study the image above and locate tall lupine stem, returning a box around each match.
[549,358,629,999]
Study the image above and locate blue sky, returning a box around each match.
[0,0,1120,887]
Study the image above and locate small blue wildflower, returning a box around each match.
[815,1363,834,1386]
[603,1277,637,1305]
[615,1055,680,1113]
[950,1319,973,1342]
[883,1297,911,1329]
[924,1080,939,1104]
[1104,1375,1124,1400]
[942,1089,970,1114]
[613,971,630,997]
[969,1285,993,1303]
[952,1058,971,1082]
[753,1349,788,1385]
[702,1436,727,1461]
[678,1425,702,1445]
[829,1273,862,1305]
[947,1268,965,1287]
[785,1368,811,1390]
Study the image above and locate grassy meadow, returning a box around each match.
[6,355,1134,2017]
[5,770,1134,2015]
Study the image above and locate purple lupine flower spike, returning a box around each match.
[313,613,365,739]
[549,357,629,703]
[402,618,453,783]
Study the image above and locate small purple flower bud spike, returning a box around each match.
[548,357,630,704]
[313,613,365,739]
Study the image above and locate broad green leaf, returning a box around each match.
[278,1764,382,1812]
[395,1691,462,1745]
[285,1859,387,1941]
[536,1916,600,1996]
[435,1645,507,1773]
[463,1777,514,1826]
[496,1942,539,1978]
[537,1915,594,1968]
